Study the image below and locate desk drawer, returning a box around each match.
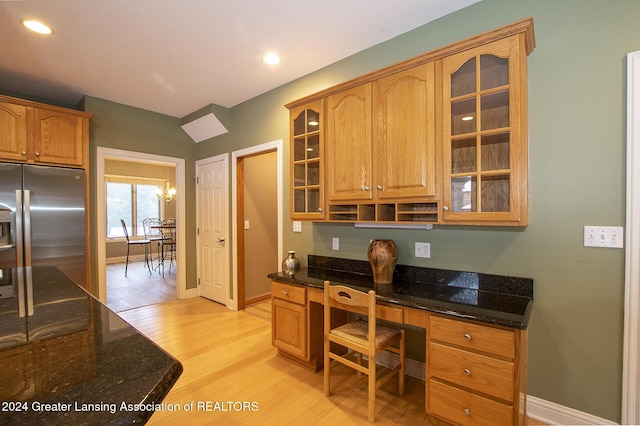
[430,315,514,359]
[272,282,306,305]
[430,379,513,426]
[376,303,403,323]
[430,342,514,402]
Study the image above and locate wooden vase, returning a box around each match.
[367,239,398,284]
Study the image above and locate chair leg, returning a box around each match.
[399,330,406,396]
[124,245,130,277]
[368,360,376,423]
[324,337,331,397]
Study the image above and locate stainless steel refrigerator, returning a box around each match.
[0,163,87,287]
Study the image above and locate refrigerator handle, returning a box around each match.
[23,189,31,267]
[15,190,24,267]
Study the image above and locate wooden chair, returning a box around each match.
[323,280,405,423]
[120,219,151,277]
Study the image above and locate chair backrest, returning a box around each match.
[162,218,176,226]
[120,219,131,242]
[143,218,162,238]
[324,281,377,350]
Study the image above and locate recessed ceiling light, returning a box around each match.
[262,53,280,65]
[21,19,54,35]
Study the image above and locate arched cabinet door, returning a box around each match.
[290,99,325,219]
[442,35,528,226]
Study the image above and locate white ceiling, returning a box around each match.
[0,0,479,118]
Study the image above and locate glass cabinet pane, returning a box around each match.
[294,163,306,187]
[307,134,319,159]
[480,55,509,90]
[481,175,510,212]
[451,58,476,98]
[481,133,509,171]
[306,109,320,131]
[293,189,306,213]
[293,136,306,161]
[451,176,476,212]
[451,138,476,173]
[307,161,319,186]
[293,111,306,136]
[451,98,476,135]
[481,90,509,131]
[307,189,320,213]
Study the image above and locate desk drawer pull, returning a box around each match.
[464,368,471,376]
[464,333,472,341]
[463,408,470,416]
[283,290,289,296]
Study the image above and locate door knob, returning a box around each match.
[216,238,226,244]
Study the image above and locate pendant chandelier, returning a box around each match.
[156,181,176,203]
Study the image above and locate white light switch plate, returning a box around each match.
[292,221,302,233]
[584,226,624,248]
[332,238,339,250]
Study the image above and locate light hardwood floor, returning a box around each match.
[106,261,177,312]
[119,297,546,425]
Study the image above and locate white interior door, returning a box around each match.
[197,155,228,304]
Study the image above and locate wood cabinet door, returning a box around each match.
[441,35,527,225]
[272,298,307,359]
[326,83,372,201]
[0,101,28,162]
[374,62,437,200]
[31,108,84,166]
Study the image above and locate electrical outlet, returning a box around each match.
[292,221,302,233]
[415,242,431,258]
[332,238,339,250]
[584,226,624,248]
[244,220,250,230]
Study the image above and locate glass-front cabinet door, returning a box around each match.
[289,100,324,219]
[442,36,528,225]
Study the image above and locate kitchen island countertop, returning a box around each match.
[0,266,182,425]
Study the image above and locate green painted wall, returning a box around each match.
[194,0,640,421]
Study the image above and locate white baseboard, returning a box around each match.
[376,352,617,425]
[185,287,199,298]
[526,395,617,425]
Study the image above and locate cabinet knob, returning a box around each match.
[35,151,40,156]
[318,208,323,212]
[21,151,27,155]
[377,185,383,190]
[364,186,370,191]
[464,368,471,376]
[463,408,470,416]
[464,333,472,340]
[443,206,449,211]
[283,290,289,296]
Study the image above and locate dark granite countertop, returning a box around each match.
[268,255,533,329]
[0,266,182,425]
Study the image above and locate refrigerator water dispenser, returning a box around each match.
[0,209,11,247]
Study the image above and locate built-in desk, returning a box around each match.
[268,255,533,426]
[0,266,182,425]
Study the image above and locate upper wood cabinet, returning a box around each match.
[0,95,91,169]
[286,18,535,226]
[326,83,372,202]
[441,36,527,225]
[373,62,437,200]
[290,100,325,219]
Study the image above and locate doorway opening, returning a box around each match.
[96,147,186,308]
[231,140,282,311]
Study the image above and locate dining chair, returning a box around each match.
[120,219,151,277]
[142,217,163,268]
[323,280,405,423]
[158,218,176,276]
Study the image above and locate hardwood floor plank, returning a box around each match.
[118,297,543,425]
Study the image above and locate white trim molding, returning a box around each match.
[623,50,640,425]
[96,147,187,303]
